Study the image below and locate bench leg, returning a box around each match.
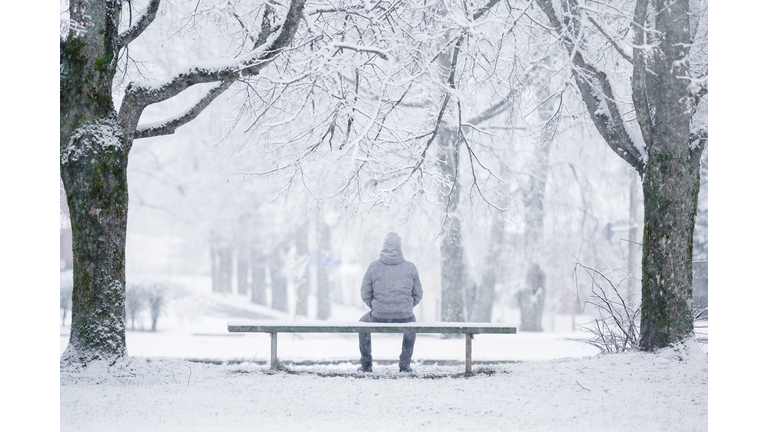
[465,334,473,374]
[270,332,278,369]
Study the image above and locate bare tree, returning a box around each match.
[60,0,308,364]
[532,0,707,349]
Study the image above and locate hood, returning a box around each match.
[379,246,405,265]
[379,232,404,265]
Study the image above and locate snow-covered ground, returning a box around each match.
[59,286,709,432]
[60,339,707,432]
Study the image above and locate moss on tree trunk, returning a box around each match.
[61,128,129,363]
[639,148,700,350]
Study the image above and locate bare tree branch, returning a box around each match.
[118,0,161,49]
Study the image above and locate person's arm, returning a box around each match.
[412,266,423,307]
[361,264,374,309]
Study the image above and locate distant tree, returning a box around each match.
[147,284,166,331]
[124,285,146,330]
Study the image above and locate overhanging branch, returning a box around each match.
[118,0,161,49]
[118,0,307,136]
[535,0,645,174]
[631,0,653,146]
[134,79,235,140]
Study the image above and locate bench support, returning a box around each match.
[465,334,473,374]
[270,332,278,369]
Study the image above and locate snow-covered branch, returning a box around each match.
[332,44,389,60]
[535,0,645,174]
[119,0,307,137]
[118,0,161,50]
[631,0,653,147]
[134,79,235,139]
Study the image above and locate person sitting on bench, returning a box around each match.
[358,232,423,373]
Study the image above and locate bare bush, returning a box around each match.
[571,261,639,354]
[125,283,167,331]
[125,285,147,330]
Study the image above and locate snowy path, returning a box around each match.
[60,339,707,432]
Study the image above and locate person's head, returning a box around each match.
[383,232,401,249]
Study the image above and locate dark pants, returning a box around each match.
[359,311,416,370]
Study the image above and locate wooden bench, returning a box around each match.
[227,321,517,373]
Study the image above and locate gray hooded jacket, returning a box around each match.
[361,233,423,319]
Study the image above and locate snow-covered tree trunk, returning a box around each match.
[269,244,288,312]
[471,216,504,322]
[295,224,309,317]
[437,127,465,323]
[237,242,249,296]
[435,34,465,323]
[218,245,233,294]
[316,221,331,320]
[518,142,551,332]
[250,248,267,305]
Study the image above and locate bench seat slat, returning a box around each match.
[227,321,516,334]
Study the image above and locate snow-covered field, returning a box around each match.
[59,339,707,432]
[58,288,709,432]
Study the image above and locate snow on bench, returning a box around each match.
[227,321,517,373]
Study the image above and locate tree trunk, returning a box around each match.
[639,146,700,349]
[269,246,288,312]
[60,133,130,363]
[316,222,331,320]
[436,123,465,323]
[295,224,309,317]
[210,243,219,293]
[518,95,553,332]
[237,243,249,296]
[440,216,465,322]
[218,245,233,294]
[60,0,127,364]
[472,216,503,322]
[250,248,266,305]
[628,173,641,310]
